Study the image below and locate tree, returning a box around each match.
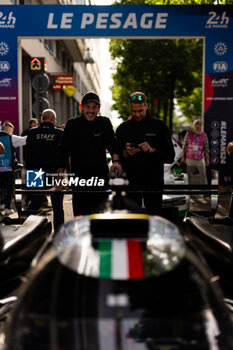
[110,36,202,131]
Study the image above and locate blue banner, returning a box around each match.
[0,5,232,38]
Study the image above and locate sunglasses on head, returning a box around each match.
[3,122,14,128]
[130,95,145,102]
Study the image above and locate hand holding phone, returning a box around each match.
[130,142,139,148]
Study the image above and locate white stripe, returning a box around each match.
[112,240,128,279]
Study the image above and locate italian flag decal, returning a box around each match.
[98,239,144,280]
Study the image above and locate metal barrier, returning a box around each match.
[14,185,219,195]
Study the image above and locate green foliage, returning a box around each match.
[145,0,233,4]
[115,0,233,3]
[177,86,202,122]
[110,37,203,126]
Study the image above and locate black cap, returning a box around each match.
[81,92,100,106]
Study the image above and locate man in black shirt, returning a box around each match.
[116,91,175,215]
[21,118,38,137]
[22,118,40,207]
[57,92,122,216]
[25,109,64,230]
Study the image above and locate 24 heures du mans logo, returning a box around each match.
[0,11,16,28]
[206,11,229,29]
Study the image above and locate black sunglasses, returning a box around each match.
[129,95,145,102]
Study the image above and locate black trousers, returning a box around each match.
[0,171,14,209]
[126,192,162,216]
[28,192,64,231]
[72,191,108,217]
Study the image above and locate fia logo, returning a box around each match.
[213,61,228,73]
[206,11,229,29]
[26,169,45,188]
[0,11,16,28]
[0,61,10,72]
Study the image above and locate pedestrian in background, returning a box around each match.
[21,118,41,207]
[116,91,175,215]
[2,121,27,148]
[181,119,209,184]
[21,118,38,137]
[57,91,122,216]
[24,109,64,231]
[0,122,27,215]
[226,141,233,190]
[227,141,233,157]
[21,117,39,167]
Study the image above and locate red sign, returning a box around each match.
[54,74,74,86]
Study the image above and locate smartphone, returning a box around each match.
[130,142,139,148]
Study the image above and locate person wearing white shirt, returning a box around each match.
[0,122,27,215]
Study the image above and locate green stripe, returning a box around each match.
[98,240,112,278]
[178,208,189,217]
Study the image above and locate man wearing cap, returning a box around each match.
[116,91,175,215]
[57,92,122,216]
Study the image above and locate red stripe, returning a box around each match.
[204,73,213,112]
[127,240,144,279]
